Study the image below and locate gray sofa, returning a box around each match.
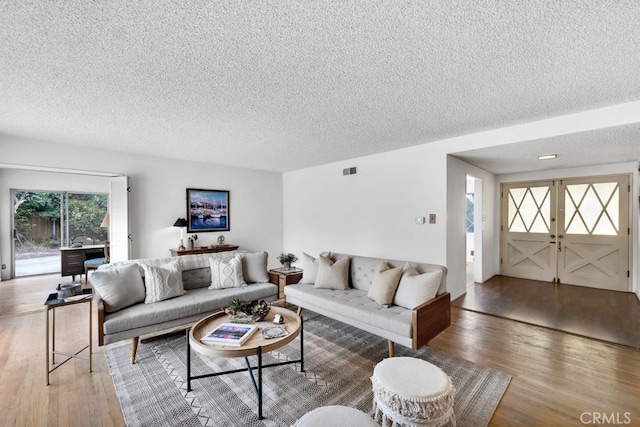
[284,252,450,356]
[89,251,277,363]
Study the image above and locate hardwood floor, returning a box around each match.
[453,275,640,349]
[1,274,639,426]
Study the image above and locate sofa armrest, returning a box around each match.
[94,292,105,346]
[411,292,451,349]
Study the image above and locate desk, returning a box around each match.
[170,245,239,257]
[60,245,105,282]
[45,289,93,385]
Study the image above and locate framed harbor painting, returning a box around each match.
[186,189,230,232]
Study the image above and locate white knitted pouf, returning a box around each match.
[371,357,455,427]
[294,405,379,427]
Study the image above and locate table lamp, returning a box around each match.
[173,218,188,251]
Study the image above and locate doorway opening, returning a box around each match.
[12,190,108,278]
[466,175,483,287]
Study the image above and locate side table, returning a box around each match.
[45,289,93,385]
[268,268,303,299]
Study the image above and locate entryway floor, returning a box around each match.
[453,275,640,349]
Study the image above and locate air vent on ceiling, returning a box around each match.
[342,167,357,176]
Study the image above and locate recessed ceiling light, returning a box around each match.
[538,154,558,160]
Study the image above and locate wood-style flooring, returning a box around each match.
[453,275,640,349]
[1,274,639,426]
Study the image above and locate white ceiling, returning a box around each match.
[452,122,640,175]
[1,1,640,172]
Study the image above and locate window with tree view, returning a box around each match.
[13,190,108,277]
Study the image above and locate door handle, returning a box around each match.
[559,235,564,239]
[550,234,555,238]
[558,242,562,252]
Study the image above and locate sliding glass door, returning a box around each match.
[12,190,107,277]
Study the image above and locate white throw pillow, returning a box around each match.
[393,264,443,310]
[239,252,269,283]
[367,261,403,307]
[142,260,186,304]
[314,256,350,290]
[90,263,146,313]
[209,254,246,289]
[300,251,331,283]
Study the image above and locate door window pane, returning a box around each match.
[565,183,618,235]
[508,186,550,233]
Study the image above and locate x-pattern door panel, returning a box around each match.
[502,181,556,282]
[557,176,629,291]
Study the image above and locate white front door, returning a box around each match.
[501,175,630,292]
[557,176,629,291]
[502,181,556,282]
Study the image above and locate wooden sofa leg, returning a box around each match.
[296,306,303,316]
[388,341,395,358]
[131,337,139,364]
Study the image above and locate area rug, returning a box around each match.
[106,313,511,427]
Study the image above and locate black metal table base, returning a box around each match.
[187,316,304,420]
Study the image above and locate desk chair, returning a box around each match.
[85,242,110,284]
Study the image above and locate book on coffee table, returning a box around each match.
[201,323,258,346]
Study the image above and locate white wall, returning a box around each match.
[446,156,497,298]
[283,141,498,301]
[284,144,448,263]
[498,162,640,297]
[0,135,284,280]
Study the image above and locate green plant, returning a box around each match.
[228,298,246,314]
[277,253,298,265]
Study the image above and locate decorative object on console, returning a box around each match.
[277,252,298,270]
[188,234,198,249]
[217,235,225,245]
[186,188,230,232]
[173,218,188,251]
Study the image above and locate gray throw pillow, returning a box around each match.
[240,252,269,283]
[367,261,403,307]
[314,256,350,290]
[90,263,146,313]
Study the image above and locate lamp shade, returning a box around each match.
[100,213,110,228]
[173,218,188,227]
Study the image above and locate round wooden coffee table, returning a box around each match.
[186,306,304,420]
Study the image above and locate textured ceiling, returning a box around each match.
[1,1,640,172]
[451,123,640,175]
